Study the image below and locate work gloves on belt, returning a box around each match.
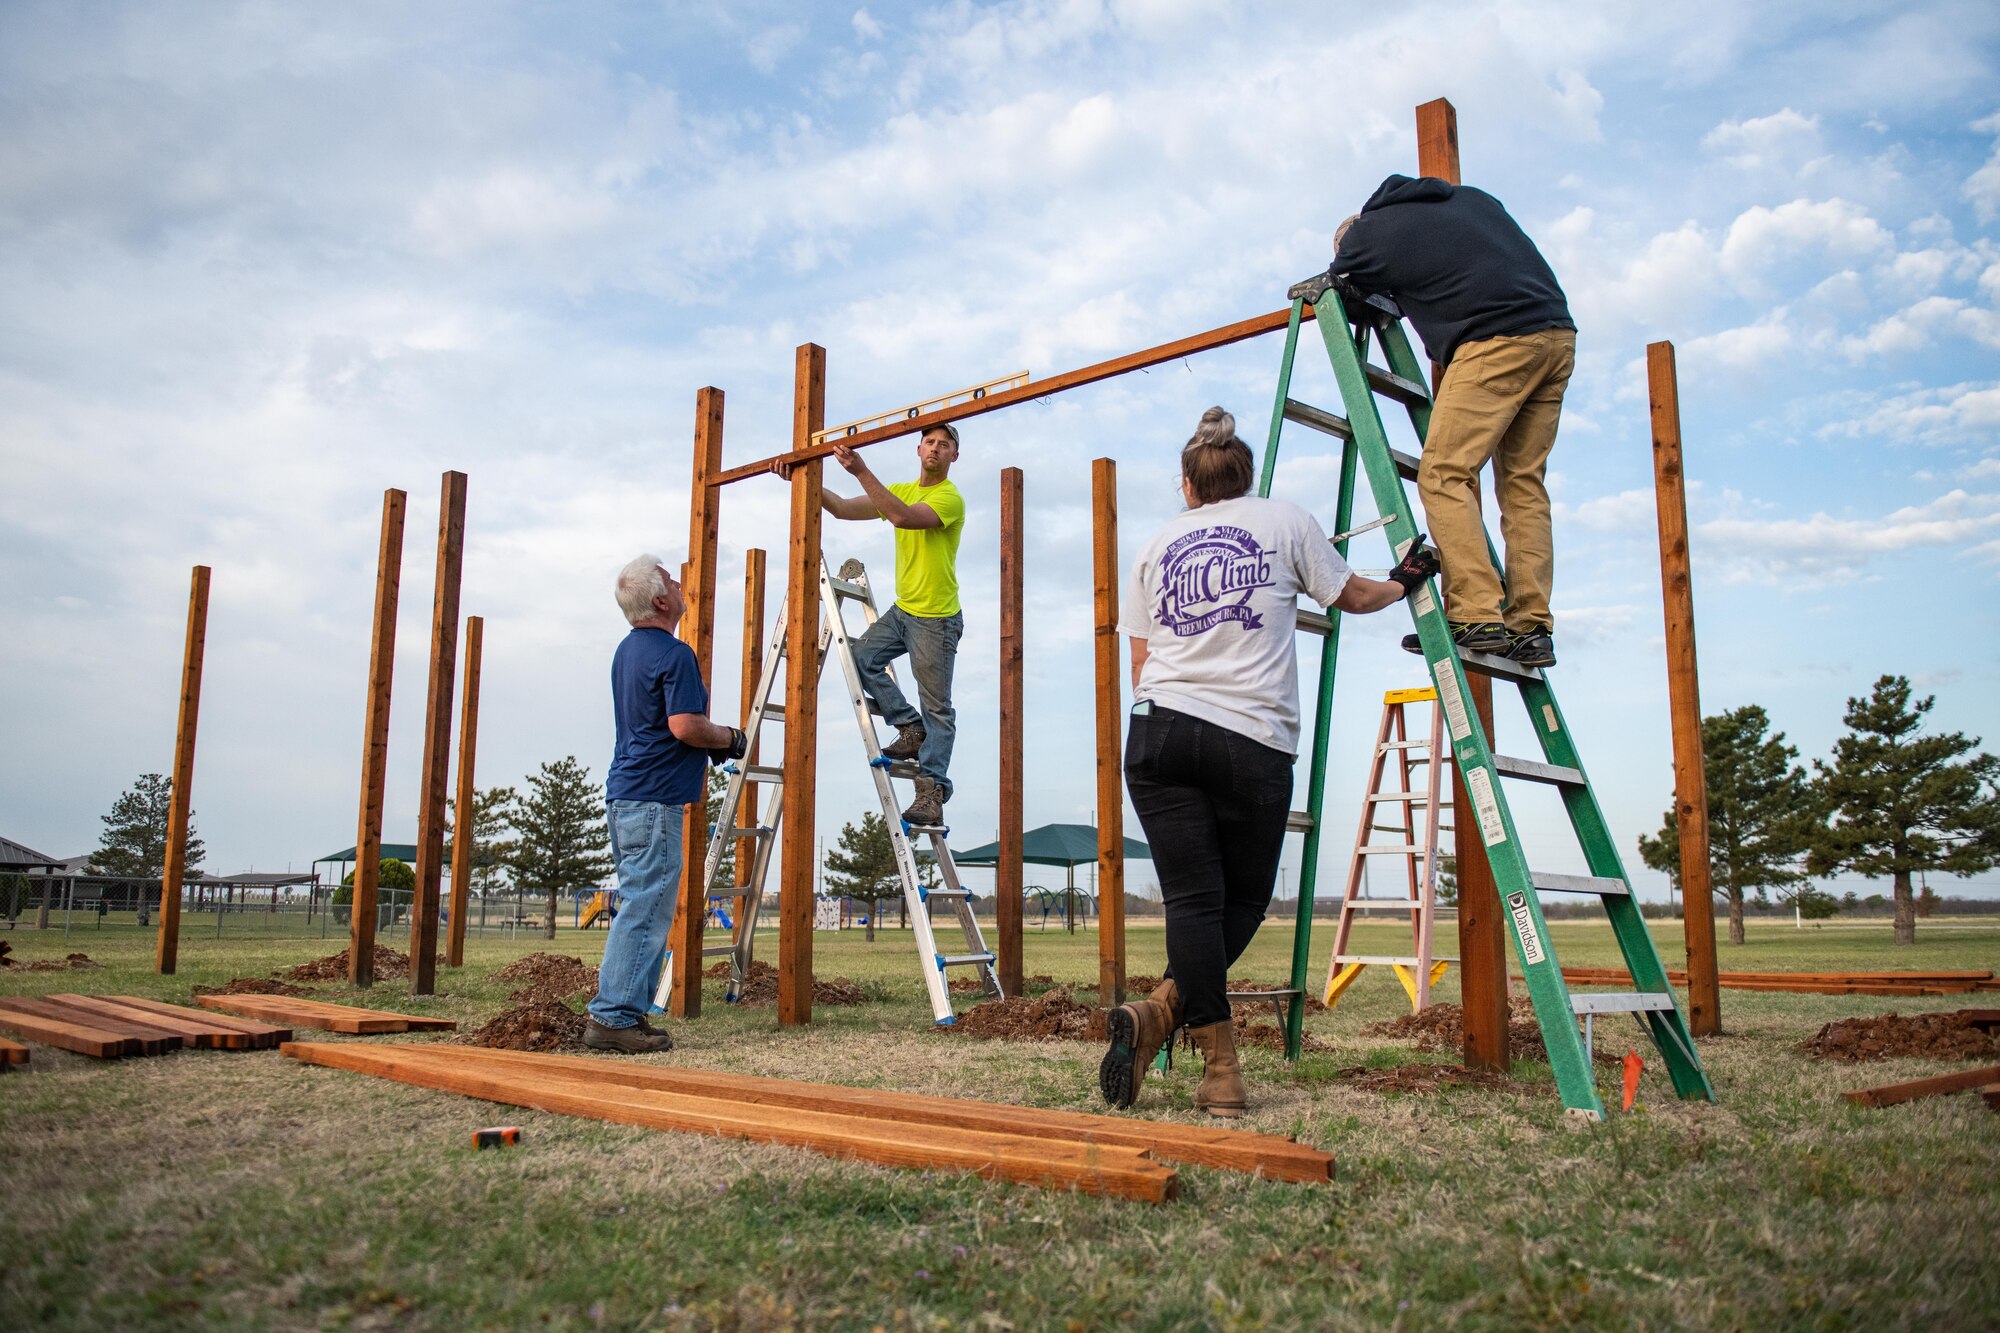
[1386,534,1441,598]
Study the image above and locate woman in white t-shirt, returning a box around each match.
[1100,407,1438,1117]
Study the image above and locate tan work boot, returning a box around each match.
[881,722,926,762]
[584,1019,674,1054]
[901,777,946,828]
[1188,1019,1248,1118]
[1098,978,1181,1108]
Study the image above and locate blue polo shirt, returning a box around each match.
[606,628,710,805]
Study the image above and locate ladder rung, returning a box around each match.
[1390,447,1420,480]
[1379,740,1431,750]
[828,576,870,601]
[1297,609,1331,636]
[1569,992,1676,1015]
[1337,954,1460,966]
[744,765,784,783]
[1365,363,1430,405]
[1225,988,1300,1000]
[699,944,739,957]
[1281,398,1352,439]
[938,952,995,968]
[1364,791,1435,804]
[726,826,774,839]
[1357,843,1422,854]
[1533,872,1629,897]
[923,886,972,901]
[761,701,785,719]
[1492,754,1584,787]
[1285,810,1314,832]
[1342,900,1426,912]
[704,885,752,900]
[871,757,921,778]
[903,821,949,836]
[1456,648,1543,683]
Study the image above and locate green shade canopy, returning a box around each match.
[952,823,1150,868]
[315,844,419,865]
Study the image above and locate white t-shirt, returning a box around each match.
[1119,495,1353,755]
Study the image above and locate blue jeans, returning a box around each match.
[588,799,685,1029]
[852,605,963,799]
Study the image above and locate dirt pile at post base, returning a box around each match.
[493,952,599,1006]
[1362,998,1616,1065]
[459,1000,589,1052]
[193,977,312,997]
[1801,1012,2000,1063]
[1334,1063,1528,1094]
[284,945,419,982]
[8,951,101,973]
[702,959,868,1007]
[951,988,1106,1041]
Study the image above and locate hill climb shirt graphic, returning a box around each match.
[1157,526,1277,636]
[1121,495,1352,755]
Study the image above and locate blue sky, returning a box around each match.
[2,0,1996,904]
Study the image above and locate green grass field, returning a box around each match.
[3,916,1997,1330]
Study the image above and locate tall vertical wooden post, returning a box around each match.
[1092,458,1125,1007]
[734,549,768,953]
[779,344,825,1027]
[351,489,407,988]
[155,565,211,974]
[997,466,1026,996]
[1648,341,1721,1036]
[669,387,726,1019]
[410,471,468,996]
[1415,97,1508,1071]
[446,614,483,968]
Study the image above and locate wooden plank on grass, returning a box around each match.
[195,994,454,1033]
[1842,1065,2000,1109]
[50,995,260,1049]
[283,1042,1178,1203]
[0,996,181,1054]
[369,1042,1336,1184]
[0,1036,28,1066]
[1951,1009,2000,1031]
[0,1002,140,1058]
[103,995,290,1045]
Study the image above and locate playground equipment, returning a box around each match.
[1323,687,1454,1012]
[578,890,613,930]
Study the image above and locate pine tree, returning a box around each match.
[509,757,614,939]
[92,773,205,879]
[442,785,519,900]
[822,811,900,942]
[1807,676,2000,945]
[1637,705,1816,946]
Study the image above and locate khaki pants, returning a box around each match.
[1416,327,1575,630]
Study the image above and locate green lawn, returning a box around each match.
[3,916,1997,1330]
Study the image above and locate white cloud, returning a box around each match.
[1696,489,2000,584]
[851,9,883,42]
[1719,198,1895,287]
[1965,111,2000,223]
[1965,457,2000,479]
[1820,381,2000,446]
[746,23,806,74]
[1702,107,1823,173]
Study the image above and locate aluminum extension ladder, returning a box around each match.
[653,557,1000,1024]
[1322,687,1454,1013]
[1256,272,1713,1118]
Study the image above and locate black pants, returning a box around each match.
[1125,705,1293,1030]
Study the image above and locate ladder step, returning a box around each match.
[828,576,870,601]
[922,886,972,901]
[1341,900,1427,912]
[1281,398,1352,439]
[704,885,752,900]
[1455,648,1543,683]
[871,757,921,778]
[761,701,785,720]
[1338,954,1460,966]
[1364,791,1436,804]
[699,944,738,957]
[744,765,784,782]
[1284,810,1314,833]
[1225,988,1300,1001]
[1390,447,1420,481]
[1492,754,1584,787]
[903,821,949,836]
[1297,609,1331,636]
[937,952,995,968]
[725,826,775,839]
[1533,871,1630,897]
[1357,844,1422,855]
[1570,992,1677,1015]
[1364,363,1430,405]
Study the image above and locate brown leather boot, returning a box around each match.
[1189,1019,1247,1118]
[1098,978,1181,1108]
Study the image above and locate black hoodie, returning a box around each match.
[1333,174,1572,368]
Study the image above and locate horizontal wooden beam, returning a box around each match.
[713,306,1309,485]
[1843,1065,2000,1109]
[195,994,455,1034]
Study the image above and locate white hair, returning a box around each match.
[616,553,669,625]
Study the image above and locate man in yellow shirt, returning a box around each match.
[819,424,967,827]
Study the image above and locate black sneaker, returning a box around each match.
[1505,627,1556,668]
[1399,621,1508,656]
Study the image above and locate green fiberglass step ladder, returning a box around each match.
[653,557,1000,1024]
[1253,273,1714,1120]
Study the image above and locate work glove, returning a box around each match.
[1386,535,1441,598]
[707,726,749,766]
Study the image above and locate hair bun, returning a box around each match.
[1193,407,1237,448]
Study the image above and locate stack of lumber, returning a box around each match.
[0,1036,28,1069]
[0,994,289,1058]
[1843,1064,2000,1112]
[284,1042,1339,1203]
[196,994,457,1033]
[1553,967,1997,997]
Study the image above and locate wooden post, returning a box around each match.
[351,489,406,987]
[1649,341,1722,1036]
[1092,458,1125,1007]
[154,565,210,974]
[1414,98,1508,1071]
[669,387,726,1019]
[779,345,825,1026]
[735,549,768,935]
[446,614,483,968]
[410,471,468,996]
[997,467,1026,996]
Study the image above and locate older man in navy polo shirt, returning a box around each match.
[584,553,745,1053]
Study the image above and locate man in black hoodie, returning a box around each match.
[1331,174,1575,667]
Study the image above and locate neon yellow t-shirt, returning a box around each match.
[885,479,965,617]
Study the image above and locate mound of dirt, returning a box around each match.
[1334,1062,1527,1094]
[700,959,867,1006]
[11,951,101,973]
[285,945,417,982]
[460,1001,588,1052]
[1237,1020,1333,1054]
[1227,978,1328,1016]
[493,952,599,1006]
[951,988,1106,1042]
[1801,1011,2000,1063]
[193,977,311,997]
[1361,998,1614,1065]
